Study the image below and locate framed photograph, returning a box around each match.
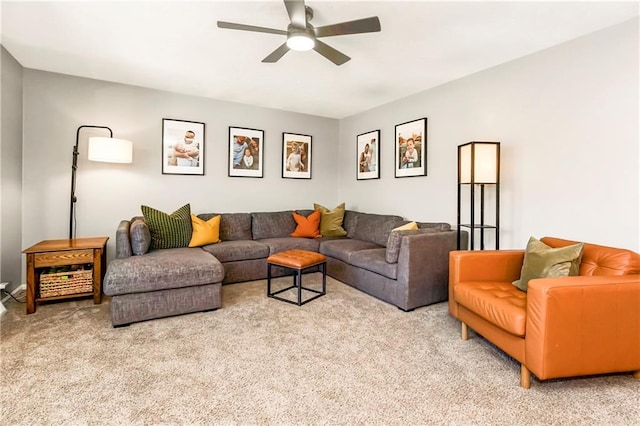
[356,130,380,180]
[282,132,312,179]
[395,117,427,178]
[228,126,264,178]
[162,118,205,175]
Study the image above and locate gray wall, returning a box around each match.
[1,46,24,294]
[22,71,340,262]
[339,18,639,251]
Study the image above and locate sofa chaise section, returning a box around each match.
[104,244,224,326]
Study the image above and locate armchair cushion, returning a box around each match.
[455,281,526,336]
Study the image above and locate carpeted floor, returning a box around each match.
[1,275,638,425]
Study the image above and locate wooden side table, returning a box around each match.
[22,237,109,314]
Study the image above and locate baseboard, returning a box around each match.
[1,284,26,304]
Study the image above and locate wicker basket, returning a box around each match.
[40,269,93,298]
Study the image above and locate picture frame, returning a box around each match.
[395,117,427,178]
[356,130,380,180]
[282,132,312,179]
[228,126,264,178]
[162,118,205,175]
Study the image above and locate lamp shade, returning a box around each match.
[459,141,500,184]
[88,137,133,163]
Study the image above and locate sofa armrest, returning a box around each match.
[115,220,133,259]
[396,230,460,310]
[448,250,524,316]
[525,274,640,380]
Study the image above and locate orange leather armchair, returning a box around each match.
[449,237,640,388]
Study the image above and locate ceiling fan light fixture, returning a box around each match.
[287,32,314,51]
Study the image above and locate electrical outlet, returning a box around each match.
[0,282,8,291]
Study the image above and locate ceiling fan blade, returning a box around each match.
[284,0,307,28]
[217,21,287,36]
[314,16,381,38]
[313,39,350,66]
[262,43,290,63]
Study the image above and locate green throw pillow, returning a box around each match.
[313,202,347,237]
[513,236,584,292]
[141,204,193,250]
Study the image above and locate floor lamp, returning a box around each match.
[69,125,133,239]
[457,141,500,250]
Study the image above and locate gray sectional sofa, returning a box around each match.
[104,209,467,326]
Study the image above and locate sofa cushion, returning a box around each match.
[141,204,192,250]
[198,213,252,241]
[201,240,269,263]
[350,248,398,279]
[252,211,296,239]
[189,214,221,247]
[319,239,382,263]
[343,210,360,238]
[352,213,405,247]
[104,247,223,296]
[291,210,321,238]
[130,217,151,255]
[455,281,527,336]
[314,203,347,237]
[386,228,440,263]
[259,237,321,255]
[513,236,584,291]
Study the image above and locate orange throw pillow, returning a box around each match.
[291,210,322,238]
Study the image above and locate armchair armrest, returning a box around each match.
[448,250,524,316]
[525,274,640,380]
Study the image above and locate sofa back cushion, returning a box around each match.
[541,237,640,276]
[130,216,151,255]
[343,210,360,238]
[251,211,296,239]
[198,213,252,241]
[352,213,405,247]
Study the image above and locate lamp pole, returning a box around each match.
[69,125,113,239]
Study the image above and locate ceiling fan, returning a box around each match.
[217,0,381,66]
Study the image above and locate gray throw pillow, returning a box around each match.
[130,218,151,255]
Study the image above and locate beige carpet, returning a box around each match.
[1,275,638,425]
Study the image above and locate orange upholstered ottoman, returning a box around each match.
[267,249,326,305]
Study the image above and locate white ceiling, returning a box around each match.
[1,1,638,119]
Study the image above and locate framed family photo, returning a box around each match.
[356,130,380,180]
[162,118,205,175]
[395,117,427,178]
[282,132,312,179]
[228,126,264,178]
